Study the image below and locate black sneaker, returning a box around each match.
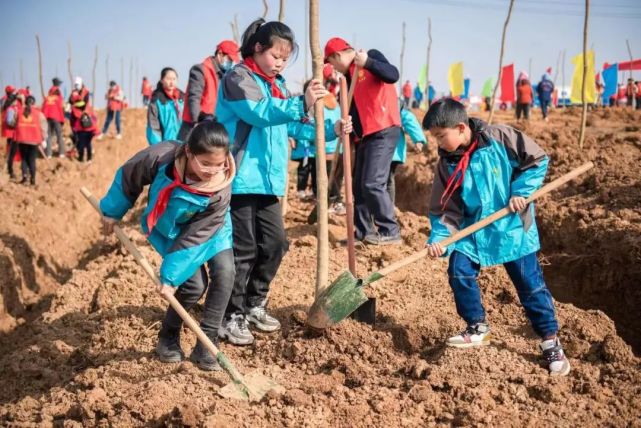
[189,340,221,371]
[156,335,184,363]
[540,338,571,376]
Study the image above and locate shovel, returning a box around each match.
[80,187,283,401]
[307,161,594,329]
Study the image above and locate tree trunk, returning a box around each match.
[399,22,406,95]
[92,45,98,104]
[262,0,269,18]
[35,35,46,101]
[487,0,515,125]
[309,0,328,296]
[66,41,73,88]
[424,18,432,107]
[278,0,286,22]
[578,0,590,149]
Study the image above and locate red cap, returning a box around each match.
[323,64,334,80]
[5,85,15,95]
[17,88,29,96]
[216,40,240,63]
[324,37,352,62]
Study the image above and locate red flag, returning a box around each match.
[500,64,515,103]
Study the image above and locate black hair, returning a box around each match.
[422,98,468,130]
[109,80,116,86]
[239,18,298,60]
[178,120,230,158]
[156,67,178,92]
[2,93,16,110]
[23,95,36,118]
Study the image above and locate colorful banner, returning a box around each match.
[417,64,427,92]
[448,62,464,96]
[570,50,596,104]
[481,78,495,98]
[500,64,515,103]
[463,78,470,99]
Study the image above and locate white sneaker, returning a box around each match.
[218,314,254,345]
[329,202,346,215]
[540,338,571,376]
[446,322,491,348]
[247,306,281,332]
[296,190,308,200]
[115,134,122,140]
[96,133,104,140]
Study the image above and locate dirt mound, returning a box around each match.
[1,107,641,426]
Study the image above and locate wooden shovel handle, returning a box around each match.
[376,162,594,278]
[339,76,356,275]
[79,187,249,390]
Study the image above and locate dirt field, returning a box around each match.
[1,107,640,427]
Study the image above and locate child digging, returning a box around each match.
[99,120,236,371]
[423,98,570,376]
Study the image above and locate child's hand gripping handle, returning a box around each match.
[375,162,594,279]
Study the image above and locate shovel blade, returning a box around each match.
[307,270,369,329]
[218,371,284,402]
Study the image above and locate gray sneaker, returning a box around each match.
[189,340,221,371]
[218,314,254,345]
[540,337,571,376]
[156,335,184,363]
[247,306,281,332]
[364,233,402,245]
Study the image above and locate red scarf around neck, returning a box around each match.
[440,137,479,210]
[163,87,181,117]
[243,57,287,99]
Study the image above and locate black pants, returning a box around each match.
[46,119,64,156]
[6,138,18,177]
[353,126,401,239]
[386,161,401,205]
[76,131,93,162]
[637,97,641,110]
[516,103,530,120]
[310,158,341,202]
[225,194,288,317]
[296,158,312,191]
[159,249,235,340]
[18,144,37,182]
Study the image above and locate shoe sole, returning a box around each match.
[157,353,184,363]
[364,239,402,246]
[247,318,281,333]
[446,340,491,349]
[550,361,571,377]
[189,355,222,372]
[218,330,254,346]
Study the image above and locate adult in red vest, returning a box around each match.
[402,80,412,108]
[68,76,98,161]
[97,80,124,140]
[516,72,533,121]
[2,86,21,179]
[141,76,153,107]
[177,40,240,141]
[41,77,65,157]
[325,37,402,245]
[14,95,48,185]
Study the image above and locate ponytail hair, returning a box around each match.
[239,18,298,60]
[24,95,36,118]
[176,120,230,158]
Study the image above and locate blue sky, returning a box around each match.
[1,0,640,107]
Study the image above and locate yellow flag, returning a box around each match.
[570,50,596,104]
[448,62,464,96]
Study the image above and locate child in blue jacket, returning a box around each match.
[100,120,235,371]
[423,98,570,377]
[146,67,184,144]
[215,18,351,345]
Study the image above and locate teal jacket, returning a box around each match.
[393,108,426,163]
[291,138,311,160]
[146,88,185,145]
[216,64,338,196]
[99,142,234,286]
[428,118,548,266]
[295,99,342,158]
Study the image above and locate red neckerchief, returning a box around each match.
[146,166,213,235]
[163,87,181,117]
[440,137,479,210]
[243,57,286,99]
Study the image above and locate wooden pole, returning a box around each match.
[304,0,309,81]
[339,76,356,275]
[105,54,109,90]
[553,49,562,83]
[129,56,134,106]
[19,59,24,88]
[424,17,432,107]
[561,49,566,105]
[92,45,98,104]
[626,39,634,81]
[135,57,140,108]
[120,57,124,89]
[230,14,240,45]
[278,0,286,22]
[35,35,46,101]
[262,0,269,18]
[66,41,73,87]
[487,0,515,125]
[309,0,328,296]
[528,57,532,80]
[578,0,589,149]
[399,22,406,95]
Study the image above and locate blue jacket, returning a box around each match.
[428,118,548,266]
[99,142,234,286]
[536,75,555,102]
[146,88,185,145]
[393,109,427,163]
[216,64,338,196]
[304,96,342,157]
[291,138,311,160]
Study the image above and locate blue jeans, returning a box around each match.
[102,109,121,134]
[448,251,558,338]
[540,98,551,118]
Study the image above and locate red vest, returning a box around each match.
[351,63,401,137]
[70,87,90,118]
[107,85,123,111]
[14,107,43,144]
[142,80,153,97]
[182,57,219,123]
[42,86,65,122]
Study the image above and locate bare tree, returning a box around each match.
[309,0,328,296]
[278,0,286,22]
[20,59,24,88]
[553,49,562,83]
[67,41,73,86]
[230,14,240,45]
[399,22,406,95]
[92,45,98,103]
[35,35,46,100]
[424,18,432,106]
[262,0,269,18]
[488,0,515,125]
[626,39,634,81]
[578,0,590,149]
[129,57,134,106]
[105,54,110,91]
